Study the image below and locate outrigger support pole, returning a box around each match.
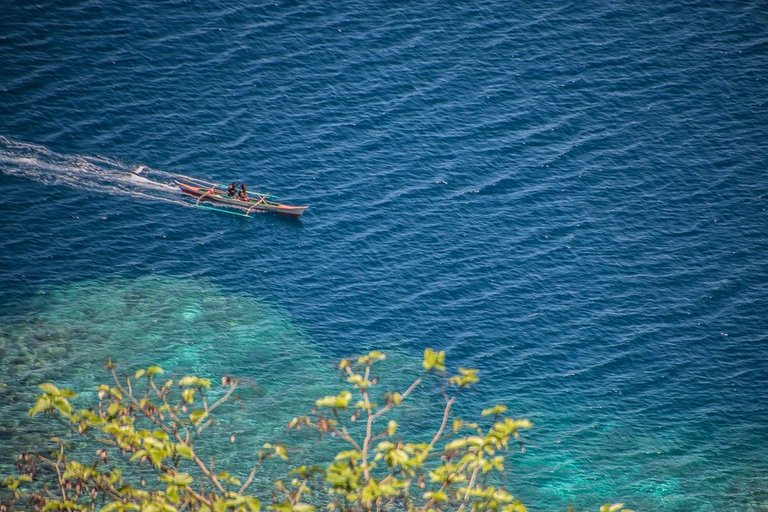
[245,195,268,215]
[195,205,252,218]
[195,187,216,205]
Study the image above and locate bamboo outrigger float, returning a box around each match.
[174,179,308,219]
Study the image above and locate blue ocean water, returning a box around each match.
[1,1,768,509]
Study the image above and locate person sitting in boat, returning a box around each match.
[238,183,249,201]
[227,182,237,197]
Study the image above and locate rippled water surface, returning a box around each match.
[2,1,768,510]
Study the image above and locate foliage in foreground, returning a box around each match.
[1,349,631,512]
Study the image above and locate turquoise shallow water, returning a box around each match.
[2,1,768,510]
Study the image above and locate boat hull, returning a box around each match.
[175,181,307,218]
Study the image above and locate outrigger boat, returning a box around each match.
[175,180,308,218]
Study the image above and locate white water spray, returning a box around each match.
[0,136,203,208]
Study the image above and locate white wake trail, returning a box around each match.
[0,136,193,207]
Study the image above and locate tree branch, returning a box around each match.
[427,396,456,452]
[371,376,423,421]
[457,465,481,512]
[237,460,262,494]
[361,366,374,481]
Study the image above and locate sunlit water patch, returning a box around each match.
[0,277,339,474]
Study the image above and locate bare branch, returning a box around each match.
[427,395,456,452]
[360,366,374,481]
[457,465,481,512]
[336,427,363,452]
[238,460,262,494]
[109,367,172,435]
[197,381,239,435]
[371,376,423,421]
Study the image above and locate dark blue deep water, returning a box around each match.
[2,1,768,510]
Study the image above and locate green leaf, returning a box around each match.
[190,409,207,425]
[179,375,211,388]
[38,383,59,395]
[315,391,352,409]
[422,348,446,372]
[244,497,261,512]
[152,430,169,441]
[129,449,147,462]
[175,443,194,459]
[3,477,20,491]
[29,395,51,417]
[357,351,386,365]
[58,388,76,398]
[274,444,288,461]
[52,396,73,417]
[182,388,195,404]
[449,367,479,388]
[466,435,485,446]
[147,448,164,468]
[347,374,368,388]
[600,504,628,512]
[482,404,508,416]
[108,468,122,484]
[166,485,180,504]
[147,366,164,378]
[444,439,468,451]
[178,376,198,386]
[334,450,362,462]
[515,419,533,429]
[424,491,448,502]
[42,500,81,512]
[173,472,194,486]
[386,391,403,406]
[107,401,120,417]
